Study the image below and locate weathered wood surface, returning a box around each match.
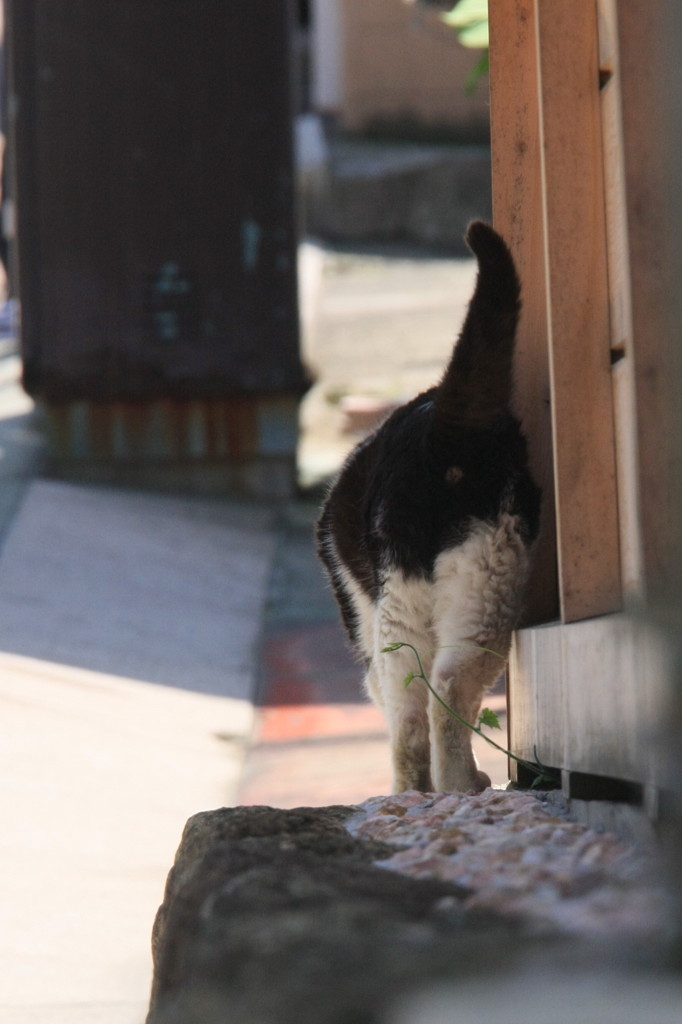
[489,0,559,628]
[598,0,643,596]
[616,0,680,597]
[493,0,672,793]
[537,0,621,623]
[509,617,667,787]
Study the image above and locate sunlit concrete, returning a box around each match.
[0,480,275,1024]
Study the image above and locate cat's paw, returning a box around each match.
[470,769,491,793]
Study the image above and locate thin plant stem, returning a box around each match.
[381,641,555,788]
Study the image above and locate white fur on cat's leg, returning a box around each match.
[388,673,432,792]
[428,645,504,792]
[373,572,435,792]
[428,519,528,792]
[373,634,434,792]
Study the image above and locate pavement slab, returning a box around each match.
[0,480,276,698]
[0,480,276,1023]
[0,653,253,1022]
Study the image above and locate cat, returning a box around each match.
[316,221,541,794]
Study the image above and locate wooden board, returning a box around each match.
[537,0,621,622]
[509,615,668,787]
[488,0,559,627]
[498,0,681,803]
[597,0,643,595]
[616,0,680,596]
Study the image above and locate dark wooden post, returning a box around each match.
[7,0,306,496]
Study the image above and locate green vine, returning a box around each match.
[381,640,557,789]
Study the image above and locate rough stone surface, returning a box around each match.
[349,790,667,939]
[147,804,539,1024]
[146,793,670,1024]
[144,794,667,1024]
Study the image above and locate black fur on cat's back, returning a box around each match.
[316,221,541,654]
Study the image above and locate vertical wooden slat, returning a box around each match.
[596,0,631,360]
[488,0,559,627]
[537,0,621,622]
[616,0,679,598]
[597,0,643,595]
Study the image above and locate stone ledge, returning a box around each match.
[146,793,667,1024]
[147,804,524,1024]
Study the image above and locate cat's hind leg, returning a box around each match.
[428,521,528,792]
[374,573,435,793]
[381,642,432,792]
[428,641,505,792]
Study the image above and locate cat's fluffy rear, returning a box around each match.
[317,222,540,793]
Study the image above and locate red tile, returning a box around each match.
[256,701,387,743]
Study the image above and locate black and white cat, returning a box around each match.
[316,221,540,794]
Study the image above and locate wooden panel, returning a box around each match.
[597,0,631,359]
[597,0,643,595]
[537,0,621,622]
[488,0,559,626]
[616,0,679,596]
[510,615,668,787]
[611,361,643,594]
[501,0,681,811]
[9,1,306,402]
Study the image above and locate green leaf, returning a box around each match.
[403,672,415,688]
[442,0,488,25]
[478,707,501,730]
[442,0,489,48]
[381,643,404,653]
[454,21,489,48]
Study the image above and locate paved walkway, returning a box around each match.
[0,242,492,1023]
[0,477,271,1023]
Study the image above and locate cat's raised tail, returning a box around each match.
[434,220,521,430]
